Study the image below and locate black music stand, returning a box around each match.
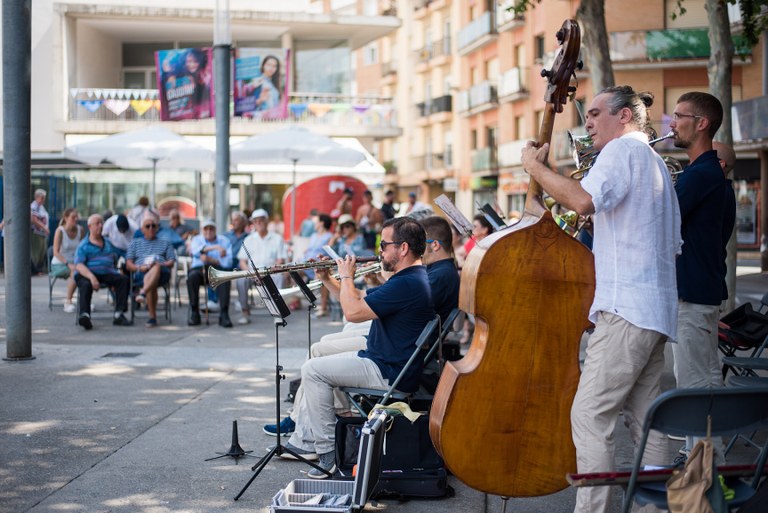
[234,271,331,501]
[289,270,317,359]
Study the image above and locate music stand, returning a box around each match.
[234,270,332,501]
[289,270,317,358]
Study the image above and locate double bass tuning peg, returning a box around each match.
[541,68,552,79]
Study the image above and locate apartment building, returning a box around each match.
[364,0,767,249]
[0,0,400,222]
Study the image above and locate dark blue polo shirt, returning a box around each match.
[675,150,727,305]
[359,265,435,393]
[722,179,736,300]
[427,258,460,323]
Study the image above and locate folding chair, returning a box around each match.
[47,246,64,310]
[128,270,172,324]
[719,293,768,379]
[341,315,441,416]
[621,387,768,513]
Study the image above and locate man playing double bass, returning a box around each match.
[521,85,682,513]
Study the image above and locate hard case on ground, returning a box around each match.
[270,412,387,513]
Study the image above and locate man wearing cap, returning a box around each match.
[404,191,428,215]
[236,209,287,325]
[125,211,177,328]
[103,213,139,258]
[187,219,233,327]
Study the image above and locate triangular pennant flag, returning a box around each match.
[78,100,103,113]
[130,99,154,116]
[104,99,131,116]
[308,103,332,117]
[289,103,308,117]
[331,103,351,114]
[353,104,370,114]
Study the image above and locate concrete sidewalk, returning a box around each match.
[1,268,766,513]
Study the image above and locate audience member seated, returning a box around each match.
[276,217,435,479]
[51,207,84,313]
[187,219,233,328]
[73,214,130,330]
[168,209,194,256]
[236,209,287,325]
[102,214,138,258]
[125,212,177,328]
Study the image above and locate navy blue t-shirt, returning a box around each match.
[359,265,435,393]
[675,150,727,305]
[721,179,736,300]
[427,258,460,323]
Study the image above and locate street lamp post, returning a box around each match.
[214,0,231,231]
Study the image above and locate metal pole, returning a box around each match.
[150,158,158,207]
[214,0,231,230]
[2,0,34,360]
[290,158,298,240]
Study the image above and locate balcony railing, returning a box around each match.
[68,88,398,128]
[432,37,452,59]
[458,11,496,52]
[471,146,499,172]
[496,1,524,28]
[413,45,433,65]
[498,67,528,98]
[411,151,453,171]
[416,94,452,118]
[456,81,498,113]
[733,95,768,141]
[609,27,752,62]
[381,60,398,76]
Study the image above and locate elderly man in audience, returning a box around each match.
[74,214,131,330]
[187,219,233,328]
[125,212,177,328]
[236,209,287,325]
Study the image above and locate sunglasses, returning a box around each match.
[143,223,158,229]
[379,240,404,251]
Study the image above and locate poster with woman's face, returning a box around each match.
[234,48,290,119]
[155,47,215,121]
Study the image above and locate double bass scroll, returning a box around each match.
[428,19,596,498]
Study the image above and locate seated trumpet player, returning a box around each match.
[276,217,436,479]
[187,219,233,328]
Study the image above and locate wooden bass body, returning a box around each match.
[429,212,595,497]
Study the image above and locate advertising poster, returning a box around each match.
[234,48,290,119]
[155,47,215,121]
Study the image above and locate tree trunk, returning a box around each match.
[706,0,737,311]
[576,0,615,93]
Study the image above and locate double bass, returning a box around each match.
[429,20,596,497]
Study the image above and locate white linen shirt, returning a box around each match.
[237,231,287,269]
[580,131,682,339]
[102,215,139,251]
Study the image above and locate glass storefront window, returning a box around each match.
[295,40,351,93]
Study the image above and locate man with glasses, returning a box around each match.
[187,219,233,328]
[276,217,435,479]
[126,212,177,328]
[669,92,732,462]
[74,214,130,330]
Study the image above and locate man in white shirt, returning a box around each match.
[236,209,287,324]
[102,214,139,257]
[521,85,682,513]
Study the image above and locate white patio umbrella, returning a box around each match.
[64,126,215,206]
[230,126,368,237]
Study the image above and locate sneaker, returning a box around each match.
[113,314,131,326]
[78,313,93,330]
[263,417,295,437]
[307,451,336,479]
[145,318,158,328]
[274,442,318,461]
[188,310,201,326]
[237,315,250,325]
[63,302,76,314]
[206,300,220,313]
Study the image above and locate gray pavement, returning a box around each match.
[1,264,766,513]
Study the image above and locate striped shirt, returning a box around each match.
[126,237,176,266]
[75,237,120,276]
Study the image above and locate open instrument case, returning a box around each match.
[270,412,387,513]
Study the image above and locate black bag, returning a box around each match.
[720,303,768,349]
[286,378,301,402]
[335,414,453,499]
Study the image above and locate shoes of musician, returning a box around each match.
[307,451,337,479]
[78,313,93,330]
[219,311,233,328]
[112,314,131,326]
[188,310,201,326]
[263,417,295,437]
[274,442,319,461]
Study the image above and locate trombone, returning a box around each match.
[207,256,380,290]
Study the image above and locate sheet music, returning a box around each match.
[434,194,473,236]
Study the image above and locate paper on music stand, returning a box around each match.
[434,194,473,236]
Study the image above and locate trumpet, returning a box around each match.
[207,256,380,289]
[276,262,382,300]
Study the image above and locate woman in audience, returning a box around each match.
[51,208,84,312]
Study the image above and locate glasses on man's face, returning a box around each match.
[379,240,404,252]
[672,112,702,121]
[143,223,158,229]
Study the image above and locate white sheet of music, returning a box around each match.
[434,194,473,236]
